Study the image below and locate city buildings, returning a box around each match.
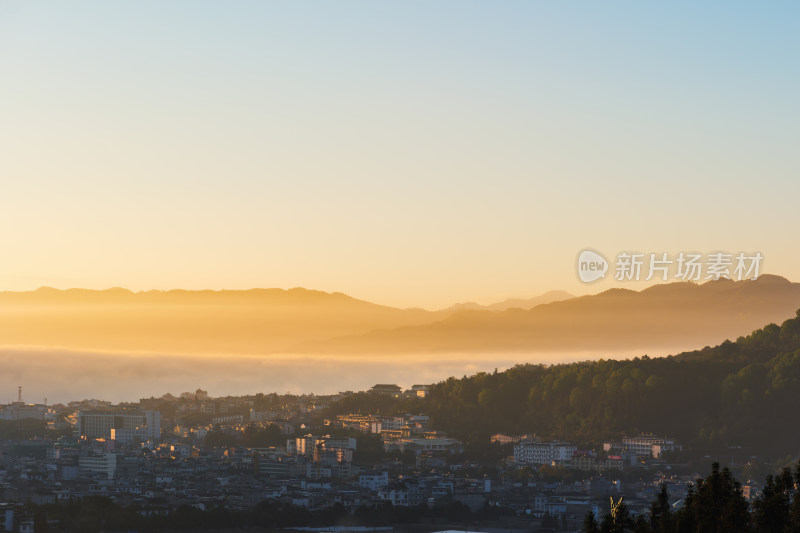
[78,410,161,443]
[0,386,694,532]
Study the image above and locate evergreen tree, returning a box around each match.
[786,461,800,533]
[600,499,635,533]
[584,510,600,533]
[33,508,48,533]
[753,467,793,532]
[650,483,673,533]
[675,463,750,533]
[633,514,651,533]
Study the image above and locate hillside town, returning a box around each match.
[0,385,764,532]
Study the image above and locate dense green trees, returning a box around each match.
[650,484,674,533]
[202,423,285,449]
[0,419,49,439]
[253,392,282,411]
[316,311,800,456]
[678,463,750,532]
[599,498,636,532]
[419,310,800,455]
[203,427,238,448]
[749,463,800,533]
[320,391,424,419]
[752,467,793,533]
[587,461,800,533]
[241,423,284,447]
[583,463,748,533]
[353,432,387,464]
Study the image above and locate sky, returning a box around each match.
[1,1,799,309]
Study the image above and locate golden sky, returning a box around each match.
[1,2,798,308]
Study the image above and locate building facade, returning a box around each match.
[513,441,577,465]
[78,410,161,442]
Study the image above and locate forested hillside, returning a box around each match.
[421,310,800,456]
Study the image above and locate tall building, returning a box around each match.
[78,410,160,443]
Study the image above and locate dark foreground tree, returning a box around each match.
[650,483,674,533]
[600,498,634,533]
[673,463,750,533]
[753,467,793,533]
[584,510,600,533]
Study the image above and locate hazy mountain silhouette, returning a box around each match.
[0,287,447,354]
[2,278,798,357]
[0,288,579,356]
[441,290,574,312]
[293,275,800,355]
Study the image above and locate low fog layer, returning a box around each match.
[0,347,686,404]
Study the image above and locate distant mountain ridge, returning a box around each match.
[2,278,799,358]
[0,286,442,354]
[0,286,567,355]
[441,290,574,312]
[292,275,800,355]
[3,286,367,304]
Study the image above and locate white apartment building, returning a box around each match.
[79,453,119,479]
[620,434,680,459]
[513,440,577,465]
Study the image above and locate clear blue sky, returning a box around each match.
[1,2,798,307]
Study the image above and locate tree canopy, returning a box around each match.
[415,310,800,455]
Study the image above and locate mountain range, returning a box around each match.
[296,275,800,355]
[1,276,798,358]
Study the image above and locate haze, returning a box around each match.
[3,278,800,403]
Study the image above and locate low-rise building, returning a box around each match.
[370,384,402,397]
[491,433,534,445]
[359,471,389,491]
[0,402,47,421]
[0,503,14,532]
[514,440,577,465]
[603,434,681,459]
